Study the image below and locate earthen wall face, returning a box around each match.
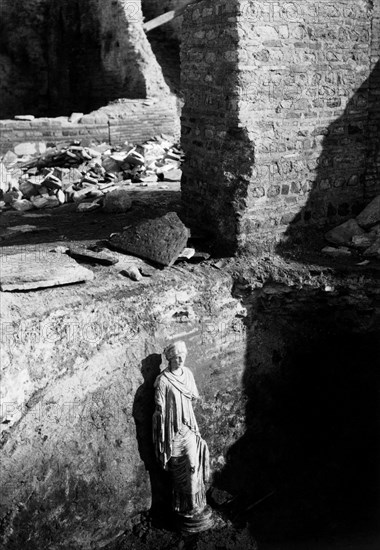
[181,0,379,252]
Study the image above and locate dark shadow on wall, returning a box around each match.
[275,60,380,258]
[132,354,173,527]
[46,0,148,116]
[215,288,380,544]
[0,0,148,118]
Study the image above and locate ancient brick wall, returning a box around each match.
[0,0,169,119]
[0,98,180,154]
[181,0,379,253]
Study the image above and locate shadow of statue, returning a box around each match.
[132,353,173,527]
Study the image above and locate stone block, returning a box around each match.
[363,237,380,258]
[14,142,46,156]
[103,189,132,213]
[356,195,380,228]
[325,219,365,245]
[110,212,190,267]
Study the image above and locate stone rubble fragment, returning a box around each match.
[67,246,118,266]
[356,195,380,229]
[103,188,132,213]
[322,246,352,257]
[121,265,143,281]
[363,237,380,259]
[0,134,183,212]
[325,219,365,245]
[110,212,190,267]
[323,195,380,261]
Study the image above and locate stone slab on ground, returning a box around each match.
[0,252,94,291]
[67,246,118,266]
[356,195,380,229]
[325,219,365,245]
[109,211,190,266]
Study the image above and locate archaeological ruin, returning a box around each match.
[1,1,380,549]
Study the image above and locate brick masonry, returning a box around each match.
[0,98,180,154]
[181,0,380,253]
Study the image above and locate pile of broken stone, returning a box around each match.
[322,195,380,261]
[0,135,183,213]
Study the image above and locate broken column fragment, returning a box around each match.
[109,212,190,266]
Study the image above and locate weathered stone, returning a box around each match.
[363,237,380,258]
[163,168,182,182]
[0,252,94,291]
[121,265,143,281]
[76,201,101,212]
[325,219,365,246]
[11,199,34,212]
[322,246,352,257]
[68,112,84,123]
[356,195,380,229]
[4,189,22,203]
[14,142,46,156]
[14,114,35,121]
[110,212,190,266]
[103,189,133,213]
[19,180,39,199]
[369,224,380,237]
[68,246,118,266]
[31,196,49,209]
[2,150,18,166]
[351,234,377,250]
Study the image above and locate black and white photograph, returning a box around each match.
[0,1,379,549]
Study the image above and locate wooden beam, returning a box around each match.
[143,1,199,32]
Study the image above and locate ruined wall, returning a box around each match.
[0,0,169,118]
[181,0,380,253]
[0,98,180,155]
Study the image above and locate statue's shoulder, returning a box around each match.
[183,366,194,377]
[154,368,170,387]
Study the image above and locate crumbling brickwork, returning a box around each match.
[0,0,169,118]
[181,0,380,253]
[0,98,180,154]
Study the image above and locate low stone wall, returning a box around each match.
[181,0,380,253]
[0,98,180,154]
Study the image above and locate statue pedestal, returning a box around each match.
[176,505,214,534]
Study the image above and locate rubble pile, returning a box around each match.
[322,195,380,260]
[0,135,183,213]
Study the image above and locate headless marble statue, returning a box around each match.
[153,341,213,532]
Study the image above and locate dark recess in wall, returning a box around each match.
[215,287,380,545]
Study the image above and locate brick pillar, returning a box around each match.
[181,0,376,254]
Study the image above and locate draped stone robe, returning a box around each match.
[153,366,210,514]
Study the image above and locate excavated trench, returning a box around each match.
[1,227,379,549]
